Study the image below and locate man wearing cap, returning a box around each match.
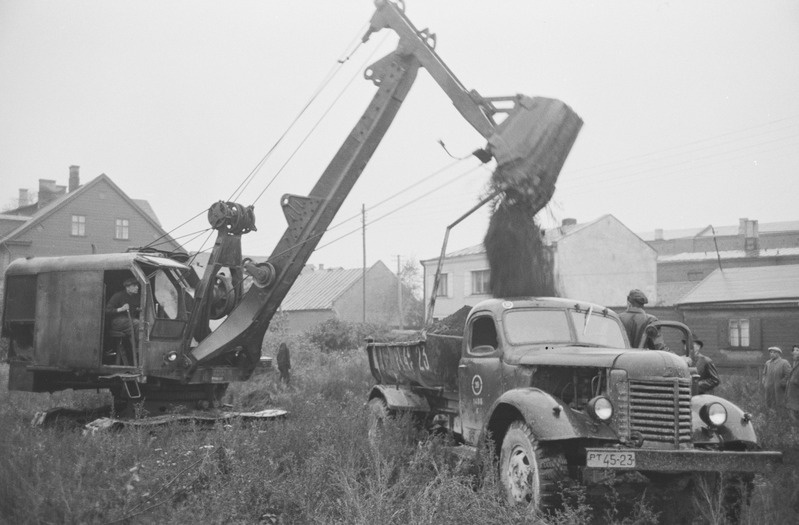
[786,344,799,422]
[105,276,141,342]
[763,346,791,410]
[686,340,720,394]
[619,289,660,349]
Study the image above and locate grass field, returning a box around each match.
[1,335,797,524]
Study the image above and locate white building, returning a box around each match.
[421,214,657,319]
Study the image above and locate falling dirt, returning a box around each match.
[484,193,556,298]
[480,97,583,299]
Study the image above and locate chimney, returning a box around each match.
[654,228,664,241]
[69,165,80,192]
[738,218,748,236]
[18,189,30,207]
[37,179,67,208]
[743,219,759,252]
[318,264,325,271]
[561,218,577,228]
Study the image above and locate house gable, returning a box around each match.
[0,174,182,286]
[333,260,399,324]
[552,214,657,307]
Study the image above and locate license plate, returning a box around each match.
[586,451,636,468]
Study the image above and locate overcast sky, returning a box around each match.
[2,0,798,271]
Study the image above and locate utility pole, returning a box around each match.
[397,255,404,330]
[362,204,367,323]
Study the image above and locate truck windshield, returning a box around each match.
[569,311,626,347]
[504,309,572,345]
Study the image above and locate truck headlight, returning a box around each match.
[588,396,614,421]
[700,402,727,427]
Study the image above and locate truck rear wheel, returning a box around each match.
[367,397,391,446]
[500,421,565,512]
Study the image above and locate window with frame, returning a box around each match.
[471,269,491,295]
[435,273,449,297]
[729,319,750,347]
[115,218,130,240]
[71,215,86,236]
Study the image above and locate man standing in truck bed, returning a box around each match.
[619,289,659,348]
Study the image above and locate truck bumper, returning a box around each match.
[584,447,782,473]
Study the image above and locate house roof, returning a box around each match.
[0,174,172,248]
[677,264,799,305]
[656,281,701,306]
[280,262,394,311]
[637,220,799,241]
[658,247,799,263]
[543,215,606,244]
[280,267,363,311]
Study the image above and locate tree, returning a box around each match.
[399,258,424,329]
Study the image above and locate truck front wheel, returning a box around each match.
[500,421,565,512]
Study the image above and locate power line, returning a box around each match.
[229,21,373,204]
[250,32,391,207]
[566,114,799,180]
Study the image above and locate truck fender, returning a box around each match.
[368,385,430,413]
[691,394,758,446]
[486,388,617,444]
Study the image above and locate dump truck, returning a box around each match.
[2,0,580,417]
[365,297,782,516]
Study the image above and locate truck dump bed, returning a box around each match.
[366,333,462,391]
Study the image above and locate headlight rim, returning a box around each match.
[700,401,728,427]
[587,395,614,421]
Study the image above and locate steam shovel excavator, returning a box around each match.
[1,0,580,427]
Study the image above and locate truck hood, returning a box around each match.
[514,346,690,380]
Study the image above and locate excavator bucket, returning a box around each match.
[487,96,582,214]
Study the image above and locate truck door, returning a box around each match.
[458,313,503,445]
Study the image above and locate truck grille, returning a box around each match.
[628,379,692,445]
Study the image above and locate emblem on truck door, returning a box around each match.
[471,374,483,395]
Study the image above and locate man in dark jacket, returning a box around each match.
[687,340,720,394]
[763,346,791,410]
[619,289,660,348]
[105,276,141,340]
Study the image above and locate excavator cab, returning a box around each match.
[2,252,194,392]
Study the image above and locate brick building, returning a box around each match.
[676,265,799,370]
[0,167,182,300]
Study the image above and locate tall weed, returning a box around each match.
[1,363,798,523]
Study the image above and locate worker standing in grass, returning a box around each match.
[786,344,799,422]
[277,342,291,386]
[763,346,791,411]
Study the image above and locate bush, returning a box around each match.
[306,318,356,352]
[305,319,394,353]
